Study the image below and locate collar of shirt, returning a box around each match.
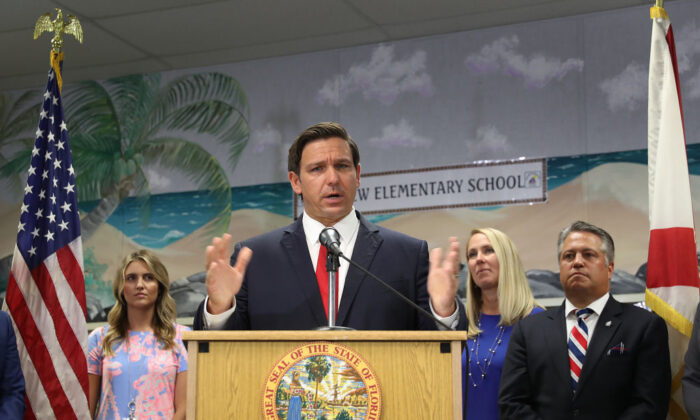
[301,208,360,271]
[564,293,609,318]
[564,293,610,341]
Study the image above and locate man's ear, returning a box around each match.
[289,171,302,195]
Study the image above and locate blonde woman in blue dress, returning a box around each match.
[462,228,542,419]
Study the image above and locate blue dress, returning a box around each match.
[463,308,543,419]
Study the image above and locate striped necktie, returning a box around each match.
[568,308,594,392]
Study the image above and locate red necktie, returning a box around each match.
[316,245,338,318]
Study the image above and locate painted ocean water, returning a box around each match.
[79,144,700,249]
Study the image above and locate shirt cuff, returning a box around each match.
[203,296,236,330]
[429,297,460,331]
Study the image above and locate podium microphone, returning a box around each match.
[318,227,453,331]
[319,227,342,256]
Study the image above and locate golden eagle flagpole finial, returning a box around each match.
[33,8,83,92]
[34,8,83,54]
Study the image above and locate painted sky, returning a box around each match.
[7,1,700,195]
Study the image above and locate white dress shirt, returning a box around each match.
[564,293,610,343]
[301,208,360,301]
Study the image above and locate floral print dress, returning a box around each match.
[88,324,189,420]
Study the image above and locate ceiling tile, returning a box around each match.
[57,0,218,18]
[0,0,675,92]
[162,27,386,69]
[96,0,372,56]
[0,0,57,32]
[347,0,547,25]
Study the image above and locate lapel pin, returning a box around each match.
[605,321,612,327]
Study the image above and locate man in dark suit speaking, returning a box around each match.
[498,221,671,419]
[193,122,465,331]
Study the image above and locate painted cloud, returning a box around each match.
[599,62,647,112]
[465,35,584,88]
[317,44,434,106]
[600,21,700,110]
[676,21,700,99]
[466,125,513,160]
[251,123,283,153]
[145,167,172,193]
[368,119,432,149]
[250,123,289,173]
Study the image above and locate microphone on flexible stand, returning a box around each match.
[317,227,350,330]
[318,227,453,331]
[319,227,342,255]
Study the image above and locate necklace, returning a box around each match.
[125,332,137,420]
[467,317,505,388]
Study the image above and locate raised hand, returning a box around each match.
[428,236,460,317]
[205,233,253,314]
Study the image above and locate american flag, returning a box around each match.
[2,53,90,419]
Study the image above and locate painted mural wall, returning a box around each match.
[1,1,700,320]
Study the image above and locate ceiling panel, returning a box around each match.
[96,0,372,56]
[347,0,549,25]
[162,27,386,69]
[0,0,679,91]
[56,0,217,18]
[37,21,149,66]
[0,0,56,32]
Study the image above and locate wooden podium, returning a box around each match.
[182,330,465,419]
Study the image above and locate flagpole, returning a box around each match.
[646,2,699,417]
[2,9,91,419]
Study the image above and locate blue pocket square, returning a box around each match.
[607,342,626,356]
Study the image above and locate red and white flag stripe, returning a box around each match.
[3,240,89,418]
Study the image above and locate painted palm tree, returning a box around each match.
[0,90,41,197]
[0,91,42,285]
[2,71,249,241]
[305,356,331,408]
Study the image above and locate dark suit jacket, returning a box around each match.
[683,302,700,419]
[194,212,466,330]
[0,311,25,419]
[498,296,670,420]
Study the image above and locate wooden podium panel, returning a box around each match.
[182,330,465,420]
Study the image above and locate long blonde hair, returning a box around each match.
[102,250,177,356]
[465,228,540,339]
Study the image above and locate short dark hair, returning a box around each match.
[287,122,360,175]
[557,220,615,264]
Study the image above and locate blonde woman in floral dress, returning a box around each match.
[88,250,188,420]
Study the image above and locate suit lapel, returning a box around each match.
[280,216,328,326]
[576,295,622,393]
[545,304,575,390]
[336,213,382,326]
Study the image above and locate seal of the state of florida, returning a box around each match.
[262,342,382,419]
